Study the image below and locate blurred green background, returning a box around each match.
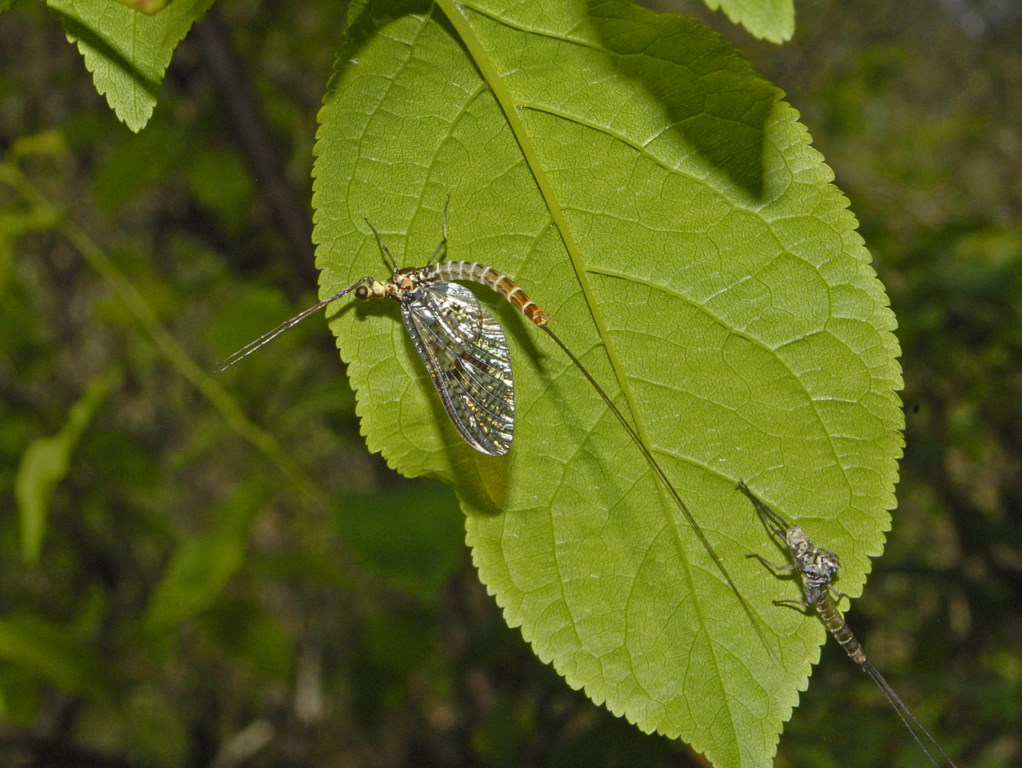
[0,0,1019,766]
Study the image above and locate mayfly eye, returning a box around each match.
[355,286,369,299]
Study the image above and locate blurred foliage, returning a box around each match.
[0,1,1019,767]
[15,368,118,563]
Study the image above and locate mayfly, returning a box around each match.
[736,481,959,768]
[217,204,766,646]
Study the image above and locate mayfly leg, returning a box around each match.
[365,195,450,273]
[737,482,960,768]
[426,195,450,266]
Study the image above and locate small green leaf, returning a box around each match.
[701,0,795,43]
[144,483,267,632]
[145,533,247,631]
[45,0,214,132]
[311,1,901,766]
[0,613,113,700]
[15,372,117,564]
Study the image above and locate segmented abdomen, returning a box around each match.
[816,592,867,666]
[433,261,550,326]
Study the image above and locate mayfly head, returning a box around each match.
[353,277,390,301]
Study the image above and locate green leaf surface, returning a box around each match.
[701,0,795,43]
[0,613,112,700]
[311,1,902,765]
[46,0,214,132]
[110,0,172,14]
[15,372,117,563]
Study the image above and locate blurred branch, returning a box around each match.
[191,6,317,285]
[1,164,320,501]
[210,720,275,768]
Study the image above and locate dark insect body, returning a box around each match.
[736,481,959,768]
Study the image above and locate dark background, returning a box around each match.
[1,0,1018,765]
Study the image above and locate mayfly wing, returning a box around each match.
[401,280,514,456]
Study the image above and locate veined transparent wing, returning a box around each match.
[400,280,515,456]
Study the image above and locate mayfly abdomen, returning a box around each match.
[814,589,867,665]
[435,261,550,327]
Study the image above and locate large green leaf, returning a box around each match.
[310,1,902,765]
[46,0,214,132]
[702,0,795,43]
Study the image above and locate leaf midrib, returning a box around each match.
[437,0,744,751]
[438,0,656,465]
